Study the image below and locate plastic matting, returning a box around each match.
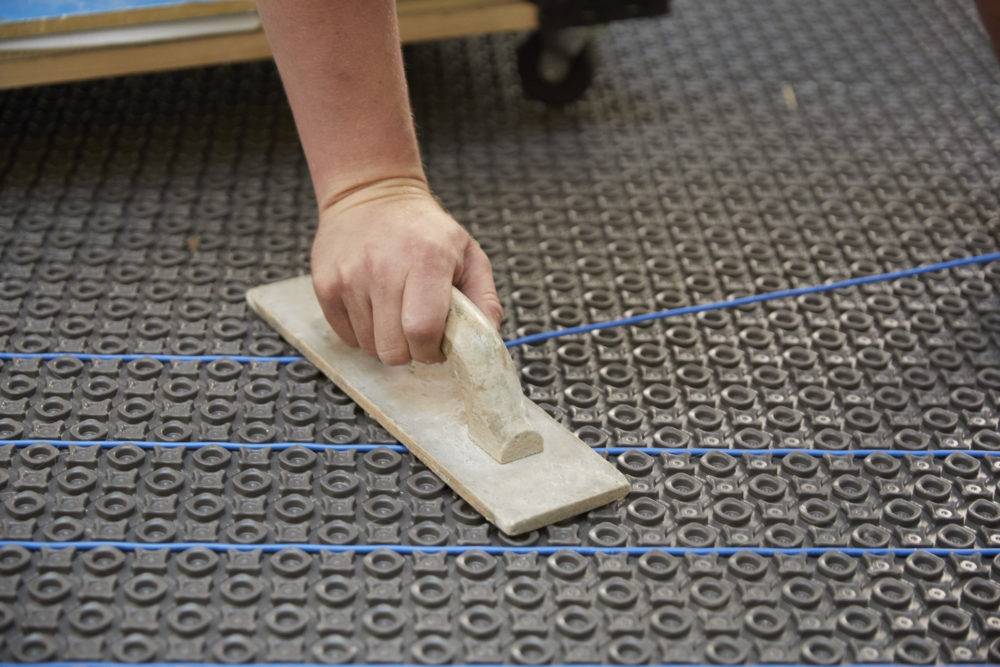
[1,0,1000,663]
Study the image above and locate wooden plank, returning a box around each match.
[0,0,537,89]
[0,29,271,89]
[400,0,536,43]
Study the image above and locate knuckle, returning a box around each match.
[313,275,344,303]
[360,252,379,276]
[445,223,467,244]
[415,240,459,268]
[413,244,441,264]
[474,242,494,267]
[402,316,441,343]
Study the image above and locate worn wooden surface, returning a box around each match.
[0,0,538,89]
[441,288,543,464]
[246,275,629,535]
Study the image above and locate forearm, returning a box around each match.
[257,0,426,210]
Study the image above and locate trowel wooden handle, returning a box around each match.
[442,288,543,464]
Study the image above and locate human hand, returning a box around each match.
[311,177,502,365]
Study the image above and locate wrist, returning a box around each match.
[318,173,431,217]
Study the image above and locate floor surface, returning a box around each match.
[1,0,1000,663]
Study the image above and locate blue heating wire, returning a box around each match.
[503,251,1000,347]
[2,539,998,559]
[0,352,303,363]
[0,252,996,364]
[3,439,1000,458]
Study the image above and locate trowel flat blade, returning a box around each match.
[247,276,629,535]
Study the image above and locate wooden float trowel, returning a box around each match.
[247,276,629,535]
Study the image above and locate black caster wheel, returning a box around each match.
[516,29,595,107]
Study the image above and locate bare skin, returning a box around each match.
[257,0,502,366]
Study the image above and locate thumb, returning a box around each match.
[456,240,502,330]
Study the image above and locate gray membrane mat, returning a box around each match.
[2,270,1000,448]
[0,1,998,357]
[2,0,1000,663]
[3,443,1000,549]
[2,545,1000,664]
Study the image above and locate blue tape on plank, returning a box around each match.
[0,0,220,23]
